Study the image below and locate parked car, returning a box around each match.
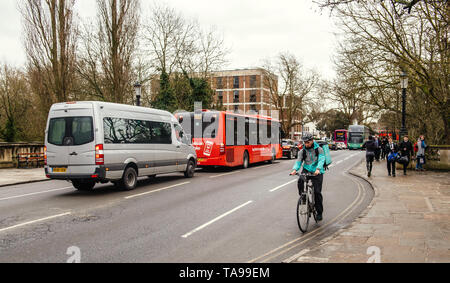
[328,140,337,150]
[45,101,197,191]
[282,139,300,159]
[337,142,347,150]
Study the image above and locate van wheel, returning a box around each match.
[120,167,138,191]
[242,151,249,169]
[184,160,196,178]
[72,180,95,191]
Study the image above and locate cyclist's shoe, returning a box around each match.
[316,214,323,222]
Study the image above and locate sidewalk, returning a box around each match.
[0,167,48,187]
[289,160,450,263]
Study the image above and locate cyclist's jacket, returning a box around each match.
[292,141,325,174]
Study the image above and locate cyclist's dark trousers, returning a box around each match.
[366,153,374,173]
[387,160,396,176]
[297,173,324,215]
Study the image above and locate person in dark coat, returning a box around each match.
[374,135,381,162]
[399,135,414,175]
[381,137,388,160]
[362,136,377,177]
[385,137,398,177]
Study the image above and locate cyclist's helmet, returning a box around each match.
[301,132,313,142]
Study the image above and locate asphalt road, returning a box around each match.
[0,150,373,263]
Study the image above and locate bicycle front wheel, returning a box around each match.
[297,194,310,233]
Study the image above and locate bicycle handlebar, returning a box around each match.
[290,171,316,177]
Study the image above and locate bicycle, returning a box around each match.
[291,172,318,233]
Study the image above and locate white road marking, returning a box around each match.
[209,171,241,179]
[182,200,253,238]
[125,182,190,199]
[0,212,71,234]
[269,180,297,192]
[336,160,343,165]
[425,197,435,212]
[0,187,73,202]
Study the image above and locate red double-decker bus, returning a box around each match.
[334,129,348,146]
[176,110,282,168]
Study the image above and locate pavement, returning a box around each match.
[0,168,47,187]
[289,159,450,263]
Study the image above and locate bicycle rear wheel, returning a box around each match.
[297,193,310,233]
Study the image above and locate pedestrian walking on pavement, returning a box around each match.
[399,135,413,175]
[381,137,388,160]
[386,137,398,177]
[415,135,427,171]
[363,136,377,177]
[374,135,381,162]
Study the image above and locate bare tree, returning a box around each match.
[78,0,140,103]
[314,0,424,14]
[329,1,449,143]
[142,3,196,76]
[20,0,78,109]
[263,53,320,138]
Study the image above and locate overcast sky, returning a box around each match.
[0,0,338,78]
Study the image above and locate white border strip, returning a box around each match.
[0,212,71,234]
[125,182,190,199]
[269,180,297,192]
[182,201,253,238]
[0,187,73,202]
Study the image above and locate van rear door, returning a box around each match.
[47,114,71,170]
[47,104,95,174]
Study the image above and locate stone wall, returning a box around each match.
[0,143,45,168]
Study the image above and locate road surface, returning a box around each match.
[0,150,373,263]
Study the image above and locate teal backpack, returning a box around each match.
[302,143,332,171]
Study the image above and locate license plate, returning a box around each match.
[52,167,67,173]
[197,158,205,162]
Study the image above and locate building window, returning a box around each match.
[250,105,257,113]
[250,90,257,102]
[250,75,257,88]
[216,77,223,89]
[234,105,239,112]
[233,76,240,89]
[233,90,239,103]
[218,91,223,104]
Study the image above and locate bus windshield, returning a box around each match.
[349,134,363,144]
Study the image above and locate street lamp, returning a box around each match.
[399,71,408,139]
[134,81,142,107]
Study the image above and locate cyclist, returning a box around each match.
[290,132,325,221]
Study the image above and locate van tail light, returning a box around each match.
[95,144,104,165]
[44,146,47,165]
[220,143,225,155]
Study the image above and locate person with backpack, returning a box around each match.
[290,132,326,222]
[362,136,377,177]
[385,137,399,177]
[415,135,427,171]
[399,135,413,175]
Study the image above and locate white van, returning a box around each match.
[44,101,197,191]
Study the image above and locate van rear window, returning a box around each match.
[48,117,94,146]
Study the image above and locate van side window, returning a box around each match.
[103,117,172,145]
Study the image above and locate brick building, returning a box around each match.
[209,68,276,115]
